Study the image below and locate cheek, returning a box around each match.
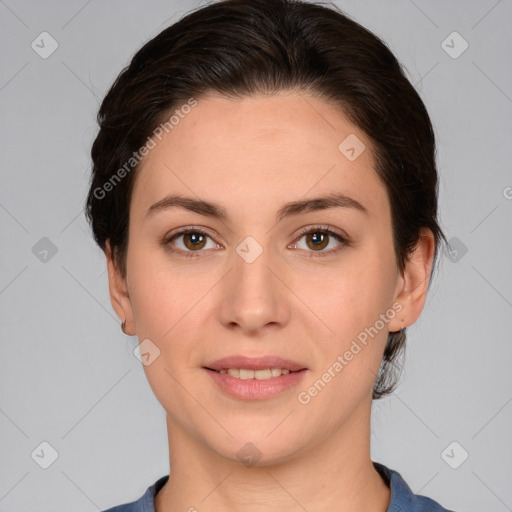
[126,242,200,336]
[128,263,200,411]
[316,251,397,332]
[126,246,212,388]
[304,246,398,396]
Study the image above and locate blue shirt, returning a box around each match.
[102,462,455,511]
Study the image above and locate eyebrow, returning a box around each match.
[145,192,369,223]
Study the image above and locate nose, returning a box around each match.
[218,239,290,335]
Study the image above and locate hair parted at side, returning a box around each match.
[85,0,447,399]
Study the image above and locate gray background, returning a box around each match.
[1,0,511,510]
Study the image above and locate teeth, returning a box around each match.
[239,369,254,380]
[255,369,271,380]
[218,368,292,379]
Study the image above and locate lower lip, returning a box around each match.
[205,368,307,400]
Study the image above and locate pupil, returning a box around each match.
[311,233,323,245]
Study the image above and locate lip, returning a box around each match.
[205,367,308,400]
[203,355,308,401]
[204,355,307,372]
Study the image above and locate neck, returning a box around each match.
[155,401,390,512]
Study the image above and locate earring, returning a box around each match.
[121,319,127,334]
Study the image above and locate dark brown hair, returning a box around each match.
[85,0,446,399]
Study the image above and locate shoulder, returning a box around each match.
[101,475,169,512]
[374,462,457,512]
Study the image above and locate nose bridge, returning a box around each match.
[233,234,279,302]
[235,236,275,291]
[219,234,289,331]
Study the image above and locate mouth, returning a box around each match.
[204,367,303,380]
[204,355,307,372]
[203,356,308,400]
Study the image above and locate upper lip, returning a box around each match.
[204,356,307,372]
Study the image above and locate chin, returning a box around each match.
[205,429,306,468]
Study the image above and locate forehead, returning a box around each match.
[130,91,388,223]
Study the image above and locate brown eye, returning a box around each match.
[291,226,347,257]
[182,232,207,250]
[164,228,219,258]
[305,231,329,251]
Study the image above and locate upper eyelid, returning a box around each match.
[294,224,346,238]
[165,225,218,243]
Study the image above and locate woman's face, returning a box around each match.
[109,90,418,464]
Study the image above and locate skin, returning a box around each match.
[106,90,435,512]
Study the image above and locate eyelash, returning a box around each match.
[163,225,348,259]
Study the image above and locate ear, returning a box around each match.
[105,240,135,336]
[388,228,436,332]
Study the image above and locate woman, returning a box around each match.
[86,0,455,510]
